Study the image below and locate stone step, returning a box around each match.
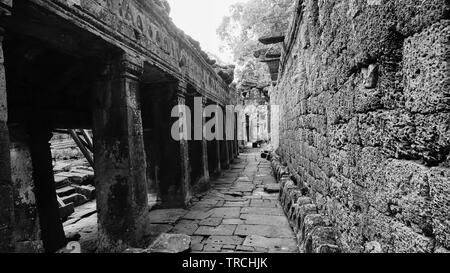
[56,186,77,197]
[61,193,88,207]
[54,175,71,189]
[56,172,93,186]
[72,185,96,200]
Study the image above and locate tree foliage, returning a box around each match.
[217,0,294,62]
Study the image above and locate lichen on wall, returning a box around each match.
[272,0,450,253]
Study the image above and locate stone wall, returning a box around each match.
[272,0,450,253]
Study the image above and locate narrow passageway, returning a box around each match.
[149,148,298,253]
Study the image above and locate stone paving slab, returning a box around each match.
[240,214,290,226]
[183,210,214,220]
[235,224,295,238]
[222,218,245,225]
[171,220,199,235]
[243,235,298,252]
[191,236,204,244]
[250,199,279,208]
[203,244,222,252]
[148,209,188,224]
[145,224,174,237]
[194,224,237,236]
[223,201,250,207]
[240,207,284,216]
[199,218,222,227]
[204,236,244,245]
[210,208,241,218]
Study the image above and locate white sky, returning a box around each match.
[167,0,248,64]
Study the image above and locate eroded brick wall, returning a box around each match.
[273,0,450,253]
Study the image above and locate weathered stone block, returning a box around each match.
[300,214,326,243]
[301,227,338,254]
[429,168,450,249]
[148,233,191,253]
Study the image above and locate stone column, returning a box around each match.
[170,84,190,206]
[229,110,235,161]
[0,26,15,253]
[221,104,230,170]
[234,111,239,156]
[267,104,271,137]
[200,97,210,184]
[226,107,235,162]
[141,88,163,205]
[214,102,222,174]
[92,54,149,252]
[27,116,66,253]
[9,125,42,253]
[224,139,230,169]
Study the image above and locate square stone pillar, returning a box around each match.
[200,97,210,184]
[0,27,15,253]
[9,125,43,253]
[220,105,230,170]
[162,84,191,207]
[224,140,230,169]
[214,103,223,172]
[226,108,235,162]
[215,134,222,174]
[27,117,66,253]
[234,111,239,157]
[92,54,149,252]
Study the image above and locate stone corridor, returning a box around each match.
[148,148,298,253]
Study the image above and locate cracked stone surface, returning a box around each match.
[151,149,299,253]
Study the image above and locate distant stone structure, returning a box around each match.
[272,0,449,253]
[236,62,271,145]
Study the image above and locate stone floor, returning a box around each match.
[63,148,298,253]
[149,148,299,253]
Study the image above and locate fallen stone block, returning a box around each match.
[148,233,191,253]
[73,185,96,200]
[123,248,149,253]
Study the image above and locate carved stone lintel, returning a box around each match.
[119,54,144,78]
[101,53,144,80]
[177,81,187,96]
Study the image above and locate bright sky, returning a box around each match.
[167,0,248,64]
